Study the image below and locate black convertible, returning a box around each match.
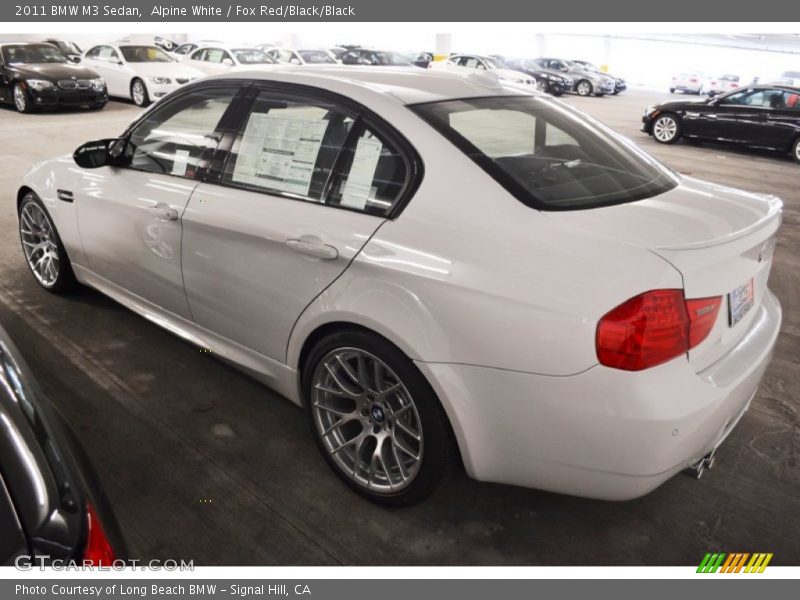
[642,84,800,163]
[0,43,107,113]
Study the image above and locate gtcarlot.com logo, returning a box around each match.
[697,552,773,573]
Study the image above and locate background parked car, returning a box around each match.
[570,59,626,94]
[0,324,125,565]
[184,45,277,75]
[670,71,706,94]
[42,38,82,63]
[503,57,573,95]
[82,44,204,107]
[266,48,340,65]
[535,58,615,96]
[772,70,800,87]
[642,84,800,163]
[406,51,434,68]
[431,54,536,86]
[337,47,413,66]
[706,74,741,96]
[171,40,224,58]
[0,43,107,113]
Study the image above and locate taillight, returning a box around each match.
[686,296,722,348]
[730,83,739,88]
[689,78,698,83]
[83,500,116,566]
[596,290,721,371]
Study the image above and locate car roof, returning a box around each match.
[204,66,539,104]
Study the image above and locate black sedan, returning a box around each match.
[642,85,800,163]
[0,325,125,566]
[0,43,107,113]
[501,57,573,96]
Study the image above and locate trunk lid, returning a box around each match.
[545,177,782,372]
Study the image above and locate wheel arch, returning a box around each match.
[17,186,35,213]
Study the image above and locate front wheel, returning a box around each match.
[535,79,549,94]
[18,192,77,293]
[130,78,150,107]
[576,80,593,96]
[13,83,32,113]
[303,330,454,506]
[652,113,682,144]
[792,137,800,164]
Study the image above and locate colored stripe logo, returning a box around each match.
[697,553,773,573]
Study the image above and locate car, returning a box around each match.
[18,67,782,506]
[265,48,340,65]
[502,57,573,95]
[183,45,277,76]
[706,74,741,97]
[42,38,82,63]
[670,71,706,94]
[570,59,626,94]
[81,43,204,107]
[0,324,126,566]
[642,84,800,162]
[0,43,107,113]
[406,51,434,69]
[534,58,616,96]
[337,48,413,66]
[430,54,536,86]
[771,70,800,87]
[171,40,224,58]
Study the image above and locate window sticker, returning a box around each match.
[232,112,329,197]
[340,136,383,210]
[171,149,190,177]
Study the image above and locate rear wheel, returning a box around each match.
[576,80,593,96]
[303,329,453,506]
[792,137,800,164]
[18,192,77,293]
[669,88,675,93]
[652,113,682,144]
[131,78,150,107]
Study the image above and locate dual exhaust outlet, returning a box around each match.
[684,449,717,479]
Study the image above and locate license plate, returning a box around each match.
[728,278,755,326]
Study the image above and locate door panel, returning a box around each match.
[75,168,195,318]
[181,184,384,361]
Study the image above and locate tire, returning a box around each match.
[303,329,454,506]
[18,192,77,293]
[535,79,549,94]
[576,80,593,96]
[612,90,619,95]
[669,88,675,94]
[595,93,605,97]
[130,78,150,107]
[652,112,682,144]
[13,83,32,113]
[792,137,800,164]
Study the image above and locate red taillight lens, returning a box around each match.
[686,296,722,349]
[730,83,739,88]
[596,290,688,371]
[83,501,116,566]
[596,290,722,371]
[690,78,698,82]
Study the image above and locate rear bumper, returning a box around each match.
[417,290,781,500]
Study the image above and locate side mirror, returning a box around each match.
[222,58,234,66]
[68,55,81,63]
[73,139,126,169]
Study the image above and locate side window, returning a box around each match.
[190,49,205,61]
[326,125,409,216]
[125,87,238,177]
[784,91,800,110]
[222,92,355,201]
[205,48,226,63]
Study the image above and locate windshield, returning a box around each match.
[482,57,505,69]
[299,50,336,64]
[2,44,66,64]
[120,46,173,63]
[412,95,679,210]
[232,48,274,64]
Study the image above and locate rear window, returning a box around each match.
[411,95,679,210]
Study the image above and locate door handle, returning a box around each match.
[149,203,179,221]
[285,238,339,260]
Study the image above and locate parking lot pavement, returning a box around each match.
[0,90,798,565]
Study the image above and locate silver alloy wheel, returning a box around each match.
[577,81,592,96]
[653,116,678,142]
[795,140,800,162]
[20,202,60,288]
[311,347,423,493]
[14,84,27,112]
[536,79,548,92]
[132,80,146,106]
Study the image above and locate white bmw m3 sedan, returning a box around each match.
[18,67,782,505]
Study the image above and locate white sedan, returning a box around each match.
[182,45,277,76]
[266,47,341,66]
[18,67,782,505]
[81,44,205,107]
[430,54,536,86]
